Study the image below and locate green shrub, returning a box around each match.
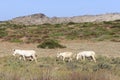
[10,38,22,43]
[97,62,111,70]
[0,31,8,38]
[111,57,120,64]
[0,29,8,38]
[54,24,62,28]
[66,30,79,40]
[37,39,66,49]
[67,22,76,25]
[42,23,51,25]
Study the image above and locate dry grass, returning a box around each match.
[0,55,120,80]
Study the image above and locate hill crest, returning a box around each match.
[9,13,120,25]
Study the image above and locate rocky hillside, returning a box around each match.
[9,13,120,25]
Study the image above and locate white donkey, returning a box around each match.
[13,49,37,62]
[57,52,74,62]
[76,51,96,62]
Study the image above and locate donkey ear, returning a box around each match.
[13,49,15,51]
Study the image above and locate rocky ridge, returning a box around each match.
[9,13,120,25]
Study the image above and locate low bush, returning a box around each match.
[0,28,8,38]
[37,39,66,49]
[67,22,76,25]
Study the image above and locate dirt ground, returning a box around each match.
[0,40,120,58]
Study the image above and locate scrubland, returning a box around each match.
[0,20,120,80]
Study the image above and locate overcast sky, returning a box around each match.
[0,0,120,21]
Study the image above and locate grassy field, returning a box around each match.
[0,55,120,80]
[0,41,119,80]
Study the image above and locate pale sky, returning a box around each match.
[0,0,120,21]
